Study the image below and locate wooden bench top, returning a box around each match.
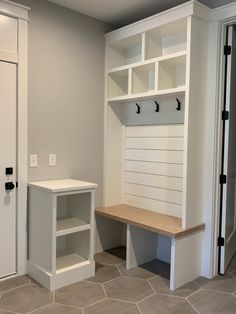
[96,204,205,238]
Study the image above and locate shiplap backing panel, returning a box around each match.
[125,138,184,150]
[125,172,183,191]
[124,124,184,218]
[125,161,183,178]
[126,149,183,164]
[125,125,184,138]
[125,183,182,204]
[124,195,182,218]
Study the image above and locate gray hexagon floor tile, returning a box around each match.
[86,263,120,283]
[118,261,163,279]
[138,293,197,314]
[232,269,236,278]
[95,246,126,265]
[0,276,29,293]
[0,310,17,314]
[189,289,236,314]
[32,303,83,313]
[195,274,236,293]
[55,281,105,308]
[104,277,154,302]
[226,253,236,273]
[149,275,200,297]
[0,284,53,314]
[84,299,140,314]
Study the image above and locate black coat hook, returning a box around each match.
[136,103,140,114]
[154,101,159,113]
[176,98,181,111]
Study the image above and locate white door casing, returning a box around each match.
[220,25,236,273]
[0,61,17,278]
[0,1,29,277]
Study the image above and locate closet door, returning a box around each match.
[220,25,236,273]
[0,61,17,278]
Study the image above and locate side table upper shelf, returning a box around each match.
[28,179,97,193]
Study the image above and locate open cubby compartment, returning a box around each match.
[108,34,143,69]
[108,69,129,98]
[145,18,187,59]
[56,230,90,271]
[158,55,186,90]
[132,63,156,94]
[56,192,91,235]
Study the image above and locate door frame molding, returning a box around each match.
[212,13,236,278]
[17,17,28,276]
[0,0,30,276]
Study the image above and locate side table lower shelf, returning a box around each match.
[27,259,95,291]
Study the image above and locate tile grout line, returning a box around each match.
[186,298,200,314]
[0,282,31,295]
[95,261,125,267]
[26,303,53,314]
[101,283,108,298]
[121,275,153,282]
[107,296,137,305]
[116,265,123,276]
[82,297,107,310]
[193,280,202,289]
[146,278,157,294]
[202,288,236,295]
[82,280,106,286]
[154,291,186,300]
[0,307,20,314]
[54,302,83,311]
[100,275,122,285]
[136,302,143,314]
[186,287,203,299]
[136,291,156,304]
[148,274,159,281]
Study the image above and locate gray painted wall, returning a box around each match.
[15,0,111,206]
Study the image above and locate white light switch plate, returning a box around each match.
[30,154,38,168]
[49,154,56,167]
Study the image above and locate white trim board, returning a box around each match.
[0,0,29,276]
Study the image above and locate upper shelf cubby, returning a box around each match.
[108,34,143,69]
[158,55,186,90]
[106,17,188,101]
[145,19,187,60]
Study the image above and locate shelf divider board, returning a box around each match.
[107,86,186,103]
[107,50,187,75]
[128,68,132,95]
[155,61,159,91]
[141,32,146,62]
[56,218,90,237]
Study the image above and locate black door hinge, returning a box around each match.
[224,45,231,55]
[16,182,18,188]
[217,237,225,247]
[220,174,227,184]
[222,110,229,120]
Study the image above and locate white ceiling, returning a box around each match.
[46,0,236,26]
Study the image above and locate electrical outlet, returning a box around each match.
[49,154,56,167]
[30,154,38,168]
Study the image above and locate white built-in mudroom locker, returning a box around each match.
[0,0,236,300]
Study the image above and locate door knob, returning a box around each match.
[5,182,15,191]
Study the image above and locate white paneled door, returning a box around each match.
[220,25,236,273]
[0,61,17,278]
